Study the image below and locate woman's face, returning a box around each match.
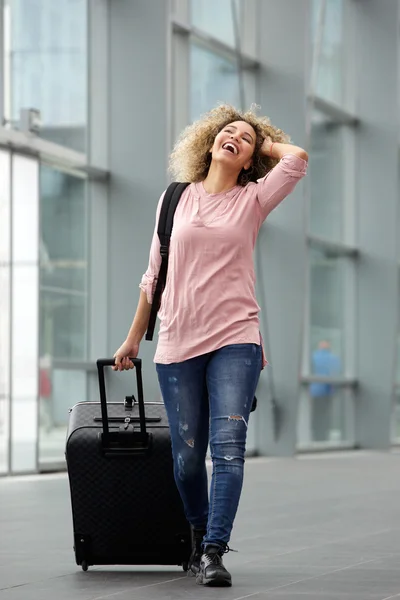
[211,120,257,171]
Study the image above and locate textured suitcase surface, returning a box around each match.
[66,389,191,570]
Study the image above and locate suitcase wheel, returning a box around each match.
[81,560,89,572]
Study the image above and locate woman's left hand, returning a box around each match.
[261,136,274,157]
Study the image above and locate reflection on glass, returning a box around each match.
[190,0,241,47]
[311,0,344,105]
[309,110,344,241]
[297,386,354,446]
[190,43,241,121]
[39,368,86,464]
[4,0,87,152]
[39,167,87,462]
[39,166,87,360]
[309,248,344,368]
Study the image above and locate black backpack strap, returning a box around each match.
[145,182,190,341]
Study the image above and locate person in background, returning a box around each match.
[113,104,308,587]
[39,353,53,433]
[309,340,341,441]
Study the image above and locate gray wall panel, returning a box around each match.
[255,0,308,455]
[107,0,169,402]
[354,0,398,448]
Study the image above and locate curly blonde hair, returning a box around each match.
[169,104,291,186]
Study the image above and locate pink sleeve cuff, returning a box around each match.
[139,273,157,304]
[278,154,308,176]
[256,154,307,184]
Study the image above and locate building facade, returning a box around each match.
[0,0,399,475]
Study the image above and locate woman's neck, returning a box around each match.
[202,161,239,194]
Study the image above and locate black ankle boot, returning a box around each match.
[188,526,206,575]
[196,545,232,587]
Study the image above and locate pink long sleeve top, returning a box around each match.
[140,154,307,365]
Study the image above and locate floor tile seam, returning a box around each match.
[238,553,400,572]
[88,575,188,600]
[0,568,181,593]
[236,526,400,566]
[231,556,384,600]
[0,569,77,592]
[233,517,397,542]
[240,553,399,570]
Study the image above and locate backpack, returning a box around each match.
[145,181,258,412]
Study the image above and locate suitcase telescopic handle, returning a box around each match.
[96,358,147,450]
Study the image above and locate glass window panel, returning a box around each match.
[39,167,87,360]
[11,265,38,472]
[309,110,344,241]
[190,0,241,47]
[311,0,344,105]
[309,248,345,370]
[12,266,38,397]
[11,398,37,472]
[40,292,86,359]
[39,368,86,464]
[190,43,241,121]
[0,267,10,398]
[0,154,11,470]
[0,396,9,473]
[4,0,87,152]
[0,266,10,474]
[0,151,11,264]
[297,386,354,446]
[12,155,39,264]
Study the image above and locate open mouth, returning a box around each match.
[222,142,238,155]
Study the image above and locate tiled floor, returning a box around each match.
[1,451,400,599]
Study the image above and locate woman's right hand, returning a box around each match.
[113,338,140,371]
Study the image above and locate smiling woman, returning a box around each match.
[170,104,289,185]
[112,103,308,587]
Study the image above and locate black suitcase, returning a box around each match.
[65,358,191,572]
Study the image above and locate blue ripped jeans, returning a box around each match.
[156,343,262,551]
